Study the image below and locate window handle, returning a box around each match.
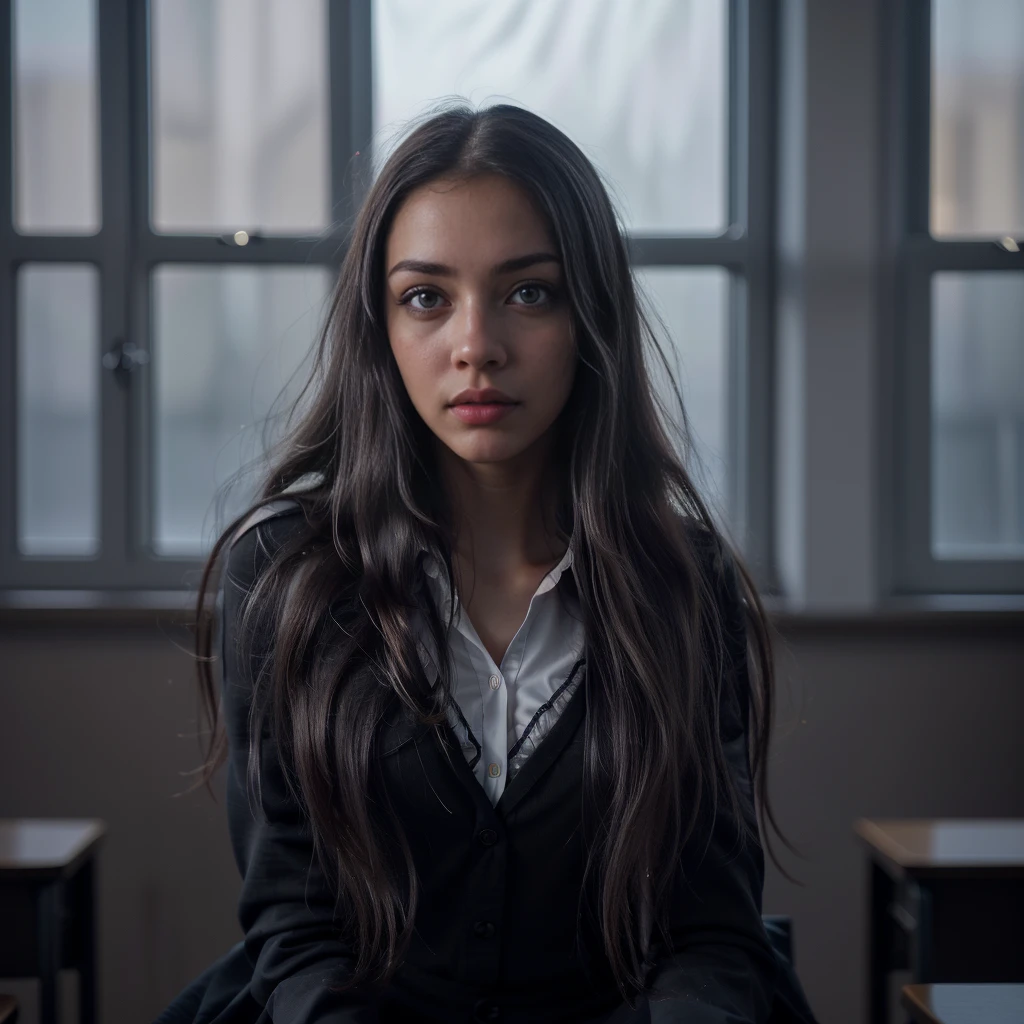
[102,338,150,389]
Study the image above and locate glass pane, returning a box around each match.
[150,0,331,235]
[634,267,730,516]
[152,265,333,555]
[372,0,727,235]
[932,0,1024,238]
[932,272,1024,556]
[17,265,101,555]
[13,0,100,233]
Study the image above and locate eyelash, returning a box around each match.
[397,281,558,314]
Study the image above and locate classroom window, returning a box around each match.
[372,0,727,234]
[149,0,331,235]
[151,265,331,556]
[0,0,773,592]
[13,0,101,234]
[16,264,101,556]
[932,273,1024,558]
[891,0,1024,593]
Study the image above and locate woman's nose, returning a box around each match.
[451,299,506,367]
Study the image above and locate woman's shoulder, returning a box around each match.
[675,512,734,583]
[674,513,748,642]
[229,497,307,548]
[224,472,326,584]
[223,498,310,595]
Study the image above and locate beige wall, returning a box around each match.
[1,614,1022,1024]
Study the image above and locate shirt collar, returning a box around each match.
[418,541,574,607]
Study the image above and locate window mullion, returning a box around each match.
[901,237,1024,271]
[737,0,775,588]
[0,0,16,582]
[134,234,351,266]
[328,0,355,229]
[96,0,134,584]
[904,0,932,235]
[326,0,374,230]
[626,236,748,267]
[724,0,748,556]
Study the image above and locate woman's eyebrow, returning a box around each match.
[387,251,561,279]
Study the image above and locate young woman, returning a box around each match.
[160,103,820,1024]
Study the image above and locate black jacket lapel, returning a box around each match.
[375,671,496,822]
[374,658,590,823]
[496,659,588,819]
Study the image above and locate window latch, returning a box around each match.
[102,338,150,389]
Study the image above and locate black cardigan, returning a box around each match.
[174,504,820,1024]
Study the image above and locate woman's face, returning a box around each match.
[384,173,577,468]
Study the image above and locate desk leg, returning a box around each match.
[868,861,894,1024]
[908,880,934,984]
[77,859,98,1024]
[36,881,61,1024]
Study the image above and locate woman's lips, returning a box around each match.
[448,402,519,425]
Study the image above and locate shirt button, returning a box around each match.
[473,998,501,1021]
[488,674,500,690]
[473,920,497,939]
[487,762,501,778]
[477,828,498,846]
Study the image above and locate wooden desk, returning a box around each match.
[0,819,106,1024]
[902,984,1024,1024]
[0,995,18,1024]
[856,819,1024,1024]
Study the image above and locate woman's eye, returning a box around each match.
[403,288,445,312]
[510,283,553,306]
[399,282,555,313]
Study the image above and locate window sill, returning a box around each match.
[0,589,208,627]
[0,589,1022,630]
[763,593,1024,631]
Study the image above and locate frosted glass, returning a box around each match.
[150,0,331,234]
[151,265,333,555]
[634,267,730,515]
[932,0,1024,237]
[17,265,101,555]
[13,0,100,233]
[932,273,1024,556]
[373,0,727,234]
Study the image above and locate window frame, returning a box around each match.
[0,0,775,595]
[884,0,1024,596]
[0,0,361,591]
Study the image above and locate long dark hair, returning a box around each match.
[193,101,793,1002]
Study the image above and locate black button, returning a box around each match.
[473,919,496,939]
[477,828,498,846]
[472,998,501,1021]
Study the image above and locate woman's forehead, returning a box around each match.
[386,175,556,268]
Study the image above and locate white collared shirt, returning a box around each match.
[414,545,586,806]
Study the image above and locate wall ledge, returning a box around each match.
[1,589,1022,631]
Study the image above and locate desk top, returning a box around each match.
[902,984,1024,1024]
[0,819,106,880]
[855,819,1024,879]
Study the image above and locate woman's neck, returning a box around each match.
[435,433,567,581]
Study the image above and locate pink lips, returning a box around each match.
[448,402,519,425]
